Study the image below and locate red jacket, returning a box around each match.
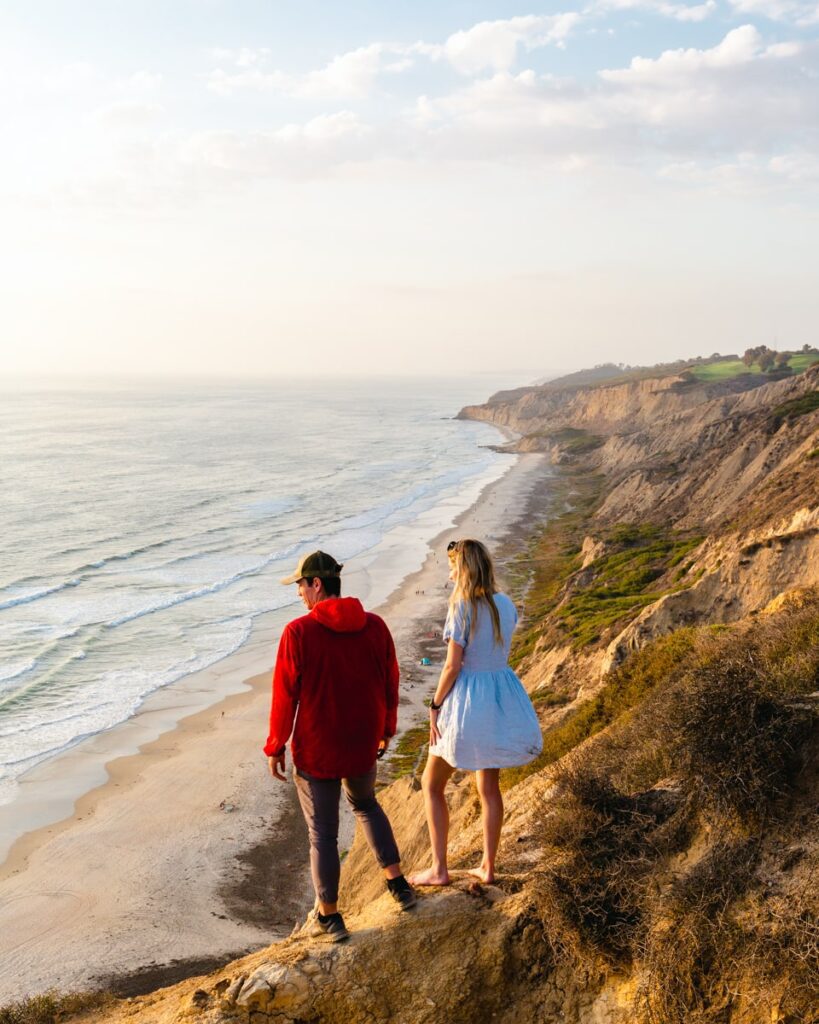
[264,597,399,778]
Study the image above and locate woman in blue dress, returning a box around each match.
[409,539,542,886]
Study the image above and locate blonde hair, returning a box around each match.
[448,539,503,646]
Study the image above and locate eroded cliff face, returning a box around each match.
[459,372,764,438]
[470,365,819,703]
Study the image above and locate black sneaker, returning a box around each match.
[310,911,350,943]
[387,875,417,911]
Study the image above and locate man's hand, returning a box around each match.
[268,750,287,781]
[376,737,391,760]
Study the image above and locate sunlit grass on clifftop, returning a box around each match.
[689,352,819,381]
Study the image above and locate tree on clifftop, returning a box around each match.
[742,345,780,371]
[759,349,777,372]
[775,351,792,369]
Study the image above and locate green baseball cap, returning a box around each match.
[280,550,344,585]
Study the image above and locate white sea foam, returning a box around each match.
[0,578,80,611]
[0,659,37,685]
[0,616,254,794]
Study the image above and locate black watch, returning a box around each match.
[430,697,443,711]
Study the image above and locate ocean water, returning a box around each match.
[0,375,520,805]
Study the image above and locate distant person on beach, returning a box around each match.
[265,550,416,943]
[410,539,542,887]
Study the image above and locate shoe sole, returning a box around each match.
[310,927,350,943]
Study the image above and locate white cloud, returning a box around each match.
[599,25,779,82]
[206,14,583,99]
[769,151,819,180]
[413,27,818,174]
[442,14,582,75]
[175,111,373,183]
[274,110,371,141]
[208,42,407,99]
[596,0,717,22]
[659,150,819,194]
[726,0,819,25]
[20,20,819,206]
[92,101,164,128]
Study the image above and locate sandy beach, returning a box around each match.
[0,451,549,1003]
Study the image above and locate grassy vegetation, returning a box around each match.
[0,992,110,1024]
[786,352,819,373]
[689,358,761,380]
[555,524,704,649]
[507,469,703,665]
[689,352,819,382]
[543,355,737,392]
[536,427,604,455]
[771,389,819,423]
[389,725,429,779]
[506,470,603,667]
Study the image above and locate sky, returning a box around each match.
[1,1,818,379]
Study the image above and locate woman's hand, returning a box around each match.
[429,707,442,746]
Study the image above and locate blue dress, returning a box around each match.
[430,593,543,770]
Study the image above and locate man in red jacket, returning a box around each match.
[265,550,416,941]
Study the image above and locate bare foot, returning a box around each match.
[408,867,451,886]
[468,866,495,884]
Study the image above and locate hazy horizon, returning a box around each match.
[2,1,818,379]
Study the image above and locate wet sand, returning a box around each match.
[0,451,549,1002]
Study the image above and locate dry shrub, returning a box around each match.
[528,593,819,1016]
[0,991,110,1024]
[752,880,819,1023]
[607,596,819,829]
[651,631,817,829]
[637,841,758,1024]
[638,839,819,1024]
[532,762,687,969]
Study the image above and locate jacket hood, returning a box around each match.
[311,597,367,633]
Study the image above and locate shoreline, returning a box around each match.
[0,449,550,1002]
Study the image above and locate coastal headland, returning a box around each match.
[3,352,818,1023]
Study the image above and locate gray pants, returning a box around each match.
[294,763,400,905]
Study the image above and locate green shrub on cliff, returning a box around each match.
[554,525,704,648]
[771,389,819,424]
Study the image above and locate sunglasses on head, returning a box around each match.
[447,540,460,552]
